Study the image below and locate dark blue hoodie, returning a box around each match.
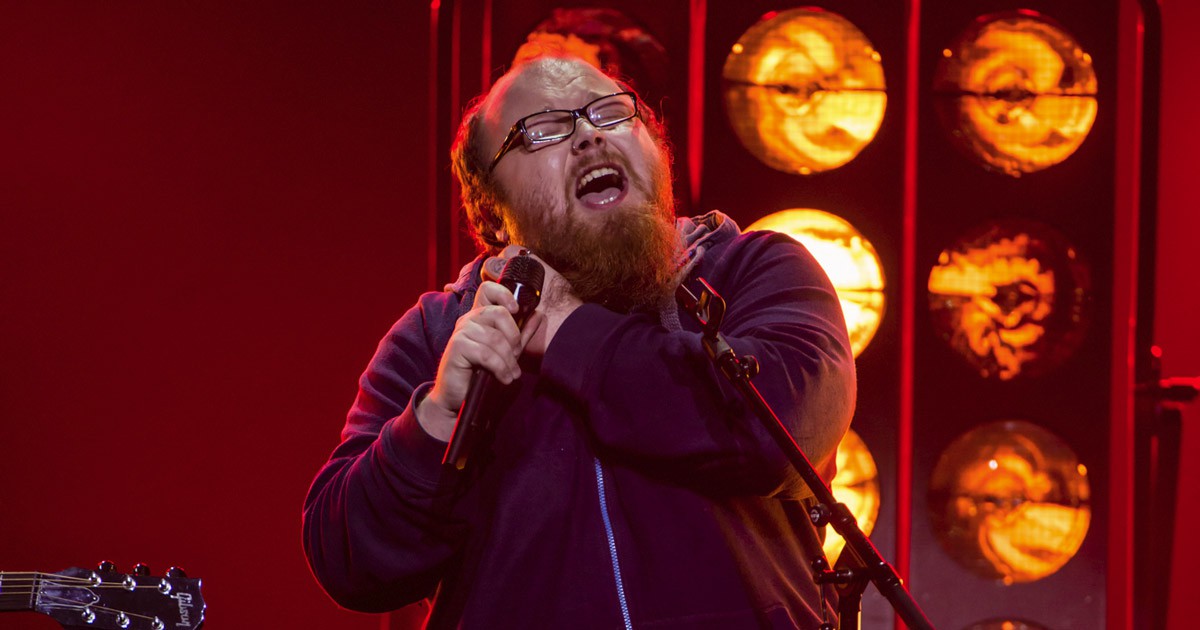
[303,213,856,628]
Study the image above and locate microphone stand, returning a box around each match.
[675,279,934,630]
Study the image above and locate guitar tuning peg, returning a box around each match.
[134,563,151,577]
[98,560,116,573]
[167,566,188,578]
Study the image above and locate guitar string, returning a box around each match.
[2,573,93,585]
[7,586,190,624]
[0,580,193,619]
[0,574,185,590]
[0,572,197,621]
[0,580,177,590]
[0,585,180,594]
[37,594,171,624]
[2,572,189,583]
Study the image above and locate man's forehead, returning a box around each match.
[483,58,620,126]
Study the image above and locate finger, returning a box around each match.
[445,325,520,375]
[475,280,520,314]
[456,337,521,383]
[481,255,506,283]
[468,304,523,344]
[482,245,534,283]
[460,313,522,356]
[500,244,528,259]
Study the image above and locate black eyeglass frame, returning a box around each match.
[488,92,640,172]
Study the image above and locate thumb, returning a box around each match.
[482,245,533,283]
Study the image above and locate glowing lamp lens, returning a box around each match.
[749,209,885,357]
[933,12,1098,175]
[823,429,881,563]
[928,420,1090,584]
[723,8,886,174]
[927,220,1090,380]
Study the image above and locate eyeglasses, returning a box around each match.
[489,92,640,172]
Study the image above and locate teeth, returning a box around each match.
[577,167,620,193]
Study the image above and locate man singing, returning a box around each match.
[303,54,856,629]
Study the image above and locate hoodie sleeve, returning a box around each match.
[539,231,856,499]
[301,291,467,612]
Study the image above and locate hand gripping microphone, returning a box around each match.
[443,252,544,471]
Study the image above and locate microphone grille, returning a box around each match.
[499,254,544,310]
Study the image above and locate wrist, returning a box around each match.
[416,390,459,442]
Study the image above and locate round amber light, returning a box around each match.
[964,621,1049,630]
[723,8,887,174]
[928,420,1090,584]
[514,8,669,103]
[933,11,1098,176]
[824,428,880,564]
[927,220,1090,380]
[748,209,885,357]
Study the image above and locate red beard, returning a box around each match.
[502,157,679,313]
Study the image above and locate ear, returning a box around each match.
[494,226,509,244]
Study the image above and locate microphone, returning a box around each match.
[442,253,544,471]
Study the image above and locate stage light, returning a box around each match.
[722,8,886,174]
[928,420,1090,584]
[927,220,1091,380]
[963,620,1049,630]
[747,209,885,357]
[513,8,670,103]
[933,11,1098,176]
[823,428,880,564]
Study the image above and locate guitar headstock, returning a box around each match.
[30,562,204,630]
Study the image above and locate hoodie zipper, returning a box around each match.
[594,457,633,630]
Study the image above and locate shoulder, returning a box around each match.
[681,211,807,258]
[681,219,837,314]
[379,258,484,355]
[702,222,822,281]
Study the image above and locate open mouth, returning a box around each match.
[574,164,628,208]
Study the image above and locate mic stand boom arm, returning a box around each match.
[675,279,934,630]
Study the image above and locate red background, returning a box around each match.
[0,2,1195,629]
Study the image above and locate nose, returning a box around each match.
[571,118,605,153]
